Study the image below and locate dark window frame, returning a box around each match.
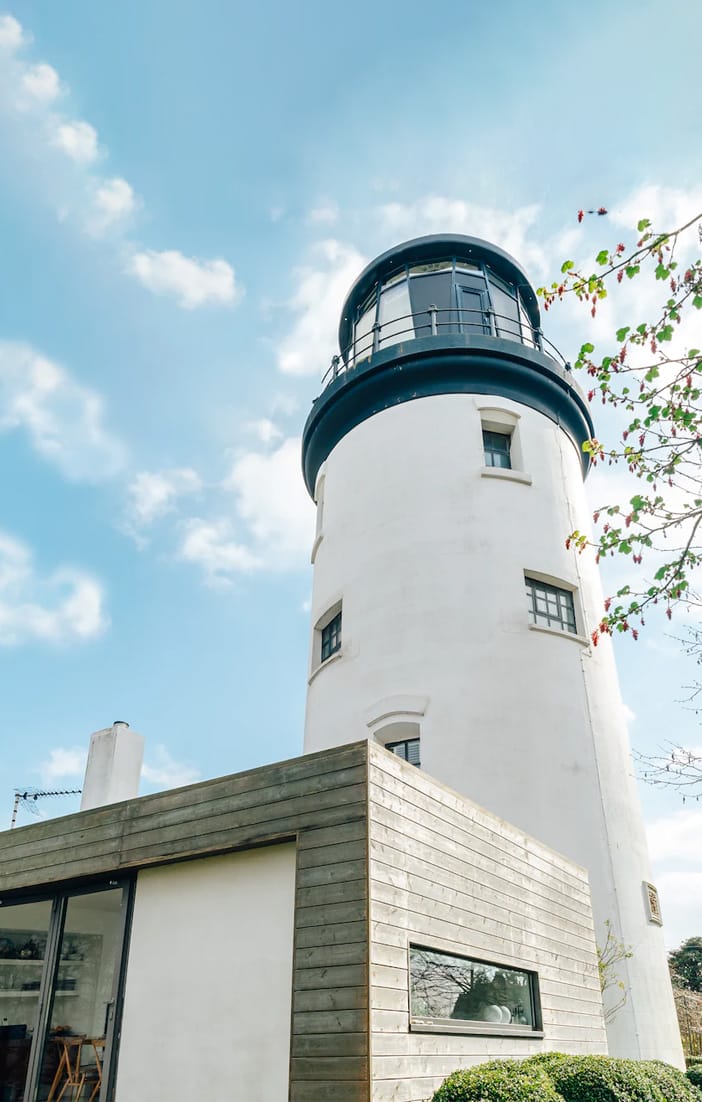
[320,610,342,662]
[525,576,577,635]
[385,737,421,767]
[408,943,543,1038]
[482,428,512,469]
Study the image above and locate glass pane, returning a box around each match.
[409,262,453,275]
[457,287,488,335]
[0,900,52,1102]
[409,272,454,337]
[518,300,536,347]
[353,300,377,365]
[36,888,123,1102]
[488,277,521,341]
[410,946,535,1028]
[378,280,412,350]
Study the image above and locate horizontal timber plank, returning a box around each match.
[290,1056,368,1081]
[296,856,367,887]
[294,964,367,991]
[293,986,367,1013]
[295,942,369,970]
[295,920,367,949]
[292,1032,367,1058]
[292,1009,368,1035]
[295,899,367,928]
[290,1082,368,1102]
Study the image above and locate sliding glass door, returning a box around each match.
[0,882,132,1102]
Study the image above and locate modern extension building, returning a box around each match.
[0,234,682,1102]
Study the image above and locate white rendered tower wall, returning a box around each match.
[301,235,683,1065]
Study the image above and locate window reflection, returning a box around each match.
[410,946,538,1029]
[378,281,412,349]
[36,888,123,1102]
[0,900,52,1102]
[348,256,538,364]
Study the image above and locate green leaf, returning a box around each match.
[560,260,574,273]
[581,342,595,355]
[616,326,630,342]
[625,265,640,279]
[637,218,651,232]
[596,249,609,266]
[658,324,674,342]
[693,295,702,309]
[654,566,668,580]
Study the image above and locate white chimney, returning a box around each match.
[80,721,144,811]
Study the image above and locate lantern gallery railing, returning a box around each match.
[321,307,570,387]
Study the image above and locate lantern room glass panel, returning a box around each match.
[377,280,412,350]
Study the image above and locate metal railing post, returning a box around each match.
[428,305,438,336]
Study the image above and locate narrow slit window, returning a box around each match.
[483,429,512,469]
[525,577,577,634]
[320,610,342,661]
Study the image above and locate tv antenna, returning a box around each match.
[10,788,82,829]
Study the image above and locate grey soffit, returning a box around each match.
[301,336,595,496]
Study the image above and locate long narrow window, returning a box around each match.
[525,577,577,634]
[410,945,541,1033]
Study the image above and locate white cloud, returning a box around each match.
[179,518,261,585]
[610,184,702,236]
[39,745,87,785]
[647,807,702,948]
[21,61,60,102]
[0,532,109,646]
[0,341,125,481]
[141,745,200,790]
[52,119,99,163]
[129,249,239,309]
[225,437,315,567]
[277,239,366,377]
[307,200,339,226]
[126,468,202,528]
[245,418,282,445]
[647,807,702,866]
[0,13,24,50]
[90,177,137,232]
[655,870,702,950]
[375,196,548,274]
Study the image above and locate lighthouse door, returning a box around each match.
[456,281,490,336]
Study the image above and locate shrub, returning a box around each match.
[431,1060,563,1102]
[433,1054,702,1102]
[687,1066,702,1089]
[539,1054,700,1102]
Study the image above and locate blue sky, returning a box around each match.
[1,0,701,946]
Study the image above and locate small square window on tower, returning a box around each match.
[320,609,342,662]
[482,428,512,469]
[525,576,577,635]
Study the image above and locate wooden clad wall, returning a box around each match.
[0,741,372,1102]
[367,742,607,1102]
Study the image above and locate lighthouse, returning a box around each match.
[301,234,683,1065]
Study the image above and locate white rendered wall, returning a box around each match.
[114,844,296,1101]
[304,394,683,1066]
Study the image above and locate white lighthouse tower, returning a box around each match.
[301,234,683,1065]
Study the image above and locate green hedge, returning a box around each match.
[687,1067,702,1089]
[431,1054,702,1102]
[431,1060,563,1102]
